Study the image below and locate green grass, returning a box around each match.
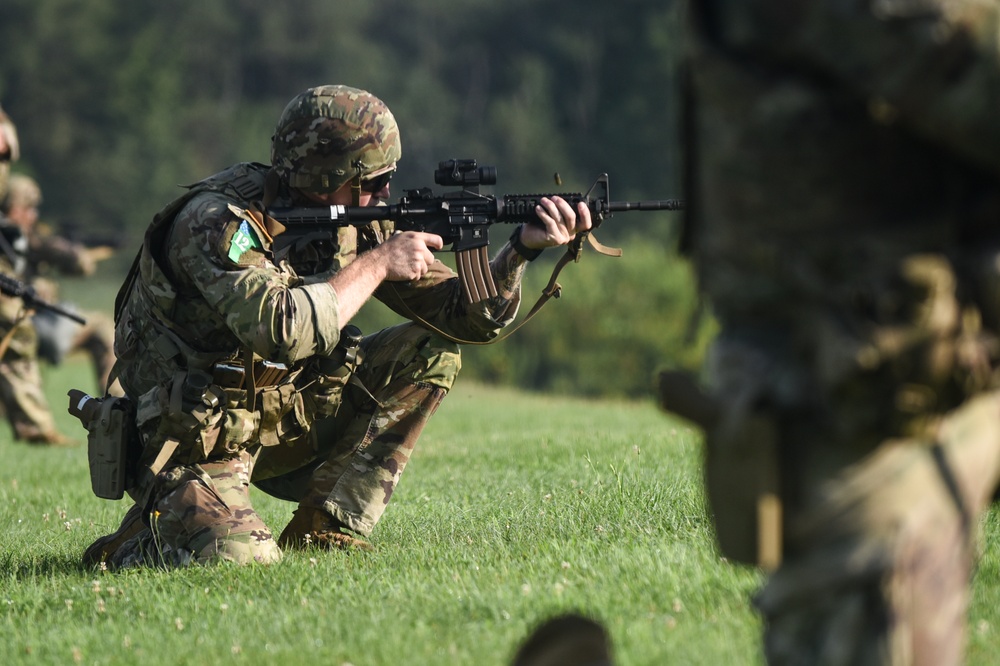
[3,358,1000,665]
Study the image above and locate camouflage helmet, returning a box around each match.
[271,85,401,194]
[4,174,41,211]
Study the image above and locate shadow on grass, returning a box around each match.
[0,549,92,578]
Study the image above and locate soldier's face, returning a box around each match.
[7,203,36,231]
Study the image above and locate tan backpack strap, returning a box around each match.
[0,306,30,359]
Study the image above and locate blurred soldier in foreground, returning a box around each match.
[663,2,1000,664]
[79,84,590,569]
[3,174,117,392]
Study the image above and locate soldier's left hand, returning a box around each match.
[521,196,592,250]
[87,246,116,263]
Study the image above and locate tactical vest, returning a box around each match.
[112,163,357,466]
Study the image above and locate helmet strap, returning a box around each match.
[350,161,366,206]
[351,176,362,206]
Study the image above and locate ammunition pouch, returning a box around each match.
[133,343,355,463]
[210,359,291,390]
[301,324,365,421]
[135,369,229,465]
[67,389,141,500]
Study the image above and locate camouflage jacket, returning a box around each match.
[115,162,518,406]
[0,221,34,357]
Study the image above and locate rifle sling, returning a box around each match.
[390,231,621,346]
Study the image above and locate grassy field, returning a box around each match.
[2,358,1000,665]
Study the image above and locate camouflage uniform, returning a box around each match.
[676,2,1000,663]
[28,238,117,395]
[0,236,67,445]
[0,133,74,445]
[89,86,528,568]
[5,174,118,393]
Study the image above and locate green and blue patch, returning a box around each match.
[228,219,262,262]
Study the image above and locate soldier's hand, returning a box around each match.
[520,196,593,250]
[380,231,442,281]
[86,246,116,263]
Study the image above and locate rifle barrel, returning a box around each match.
[608,199,685,212]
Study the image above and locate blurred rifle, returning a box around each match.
[57,221,126,250]
[0,272,85,325]
[265,159,685,305]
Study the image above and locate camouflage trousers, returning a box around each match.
[109,451,278,568]
[0,355,61,442]
[252,322,459,537]
[108,322,459,568]
[0,316,62,443]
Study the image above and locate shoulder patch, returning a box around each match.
[228,220,263,263]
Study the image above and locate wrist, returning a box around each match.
[509,225,543,261]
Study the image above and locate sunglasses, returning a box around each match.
[360,169,394,193]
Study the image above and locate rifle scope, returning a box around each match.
[434,159,497,188]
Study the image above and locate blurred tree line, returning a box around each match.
[0,0,711,398]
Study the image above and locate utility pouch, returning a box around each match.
[68,389,139,500]
[134,370,227,464]
[302,324,365,420]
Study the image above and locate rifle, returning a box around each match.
[56,221,126,251]
[267,159,684,304]
[0,272,86,325]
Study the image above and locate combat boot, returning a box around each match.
[278,506,373,552]
[82,503,147,566]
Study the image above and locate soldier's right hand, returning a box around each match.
[379,231,442,281]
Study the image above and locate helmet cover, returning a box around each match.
[271,85,401,194]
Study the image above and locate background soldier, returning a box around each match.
[666,2,1000,664]
[82,84,591,569]
[0,117,76,445]
[0,103,18,201]
[3,174,117,393]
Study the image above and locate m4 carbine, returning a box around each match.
[267,159,684,304]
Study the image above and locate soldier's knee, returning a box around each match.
[363,324,462,392]
[152,470,281,567]
[414,334,461,391]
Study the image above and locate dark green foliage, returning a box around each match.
[1,0,704,397]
